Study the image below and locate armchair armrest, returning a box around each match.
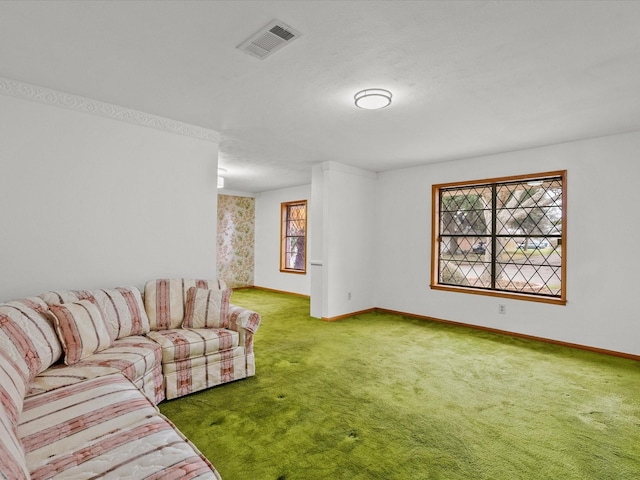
[228,304,261,353]
[228,304,261,333]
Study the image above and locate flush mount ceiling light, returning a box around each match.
[354,88,392,110]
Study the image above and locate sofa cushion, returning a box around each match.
[147,328,239,363]
[82,336,162,383]
[28,336,162,397]
[41,286,151,341]
[144,278,227,331]
[182,287,231,329]
[40,289,95,306]
[19,373,221,479]
[91,287,150,339]
[0,350,30,480]
[0,297,62,378]
[49,300,113,365]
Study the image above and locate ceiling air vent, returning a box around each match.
[237,20,302,60]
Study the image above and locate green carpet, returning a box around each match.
[160,289,640,480]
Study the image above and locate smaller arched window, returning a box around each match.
[281,200,307,274]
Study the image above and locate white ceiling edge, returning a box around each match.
[0,76,220,143]
[217,189,258,198]
[321,160,379,178]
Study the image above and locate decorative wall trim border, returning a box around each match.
[0,76,220,143]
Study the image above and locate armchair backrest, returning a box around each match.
[143,279,227,331]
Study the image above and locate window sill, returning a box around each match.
[280,269,307,275]
[430,284,567,305]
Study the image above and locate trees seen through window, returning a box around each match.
[432,171,566,304]
[281,200,307,274]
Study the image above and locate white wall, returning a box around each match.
[254,184,311,296]
[323,162,377,318]
[309,164,324,317]
[0,94,219,300]
[259,162,378,319]
[375,130,640,356]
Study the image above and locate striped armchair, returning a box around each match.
[144,279,261,400]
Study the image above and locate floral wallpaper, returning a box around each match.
[217,195,255,288]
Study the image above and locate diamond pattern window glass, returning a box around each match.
[431,172,566,304]
[281,200,307,274]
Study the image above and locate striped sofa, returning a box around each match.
[0,279,261,479]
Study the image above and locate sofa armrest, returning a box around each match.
[228,304,261,333]
[228,304,261,354]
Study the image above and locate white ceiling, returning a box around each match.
[2,0,640,193]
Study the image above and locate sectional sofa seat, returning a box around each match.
[29,334,164,404]
[35,286,165,404]
[0,279,261,479]
[19,373,218,480]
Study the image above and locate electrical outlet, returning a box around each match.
[498,304,506,314]
[347,292,352,301]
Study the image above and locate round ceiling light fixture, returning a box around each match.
[354,88,392,110]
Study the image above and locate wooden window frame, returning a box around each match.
[431,171,567,305]
[280,200,307,274]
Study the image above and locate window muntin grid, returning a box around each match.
[433,172,566,304]
[281,200,307,273]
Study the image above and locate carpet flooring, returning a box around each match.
[159,289,640,480]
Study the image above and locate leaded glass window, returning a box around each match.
[281,200,307,273]
[432,172,566,304]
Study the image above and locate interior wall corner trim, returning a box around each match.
[0,76,220,143]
